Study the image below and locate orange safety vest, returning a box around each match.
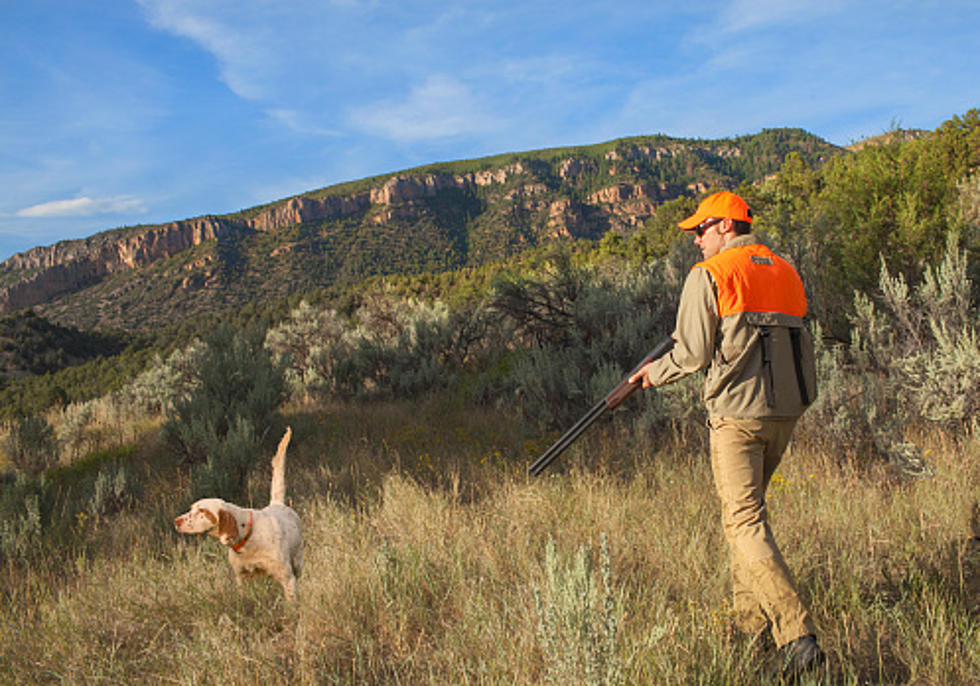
[695,243,807,318]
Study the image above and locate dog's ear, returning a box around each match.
[217,508,239,545]
[200,506,218,526]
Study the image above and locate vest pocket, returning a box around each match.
[794,325,818,405]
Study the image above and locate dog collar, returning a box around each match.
[231,511,254,552]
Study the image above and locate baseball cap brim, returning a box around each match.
[678,212,710,230]
[677,191,753,230]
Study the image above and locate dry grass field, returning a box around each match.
[1,400,979,684]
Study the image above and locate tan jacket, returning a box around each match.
[646,235,817,418]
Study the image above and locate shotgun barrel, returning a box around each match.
[527,336,674,476]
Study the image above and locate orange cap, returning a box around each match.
[678,191,753,230]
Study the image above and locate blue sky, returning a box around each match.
[1,1,977,261]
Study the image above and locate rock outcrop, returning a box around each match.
[245,193,372,231]
[0,216,244,313]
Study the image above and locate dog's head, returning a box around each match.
[174,498,238,543]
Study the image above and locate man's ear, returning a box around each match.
[217,508,239,545]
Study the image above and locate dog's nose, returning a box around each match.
[174,516,184,530]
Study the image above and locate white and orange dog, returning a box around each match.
[174,427,303,600]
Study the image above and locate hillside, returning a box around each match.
[0,128,843,332]
[0,309,130,380]
[845,127,930,151]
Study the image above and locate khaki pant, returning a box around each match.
[709,416,816,648]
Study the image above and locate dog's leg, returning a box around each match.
[272,567,297,601]
[293,547,304,579]
[227,553,247,591]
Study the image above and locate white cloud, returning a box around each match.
[497,55,580,85]
[17,196,147,218]
[137,0,282,101]
[711,0,845,36]
[349,74,503,142]
[136,1,532,144]
[268,109,342,137]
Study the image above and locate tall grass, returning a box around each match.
[1,400,978,684]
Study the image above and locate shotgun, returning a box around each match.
[528,336,674,476]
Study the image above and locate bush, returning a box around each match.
[798,232,978,473]
[87,462,138,519]
[121,340,207,415]
[56,401,94,462]
[0,474,43,560]
[266,293,499,402]
[879,237,980,425]
[535,533,623,685]
[163,324,286,499]
[264,300,348,400]
[850,233,979,429]
[3,414,58,477]
[490,250,676,429]
[190,416,261,499]
[0,472,59,561]
[795,321,877,460]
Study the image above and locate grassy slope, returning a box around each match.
[1,400,978,684]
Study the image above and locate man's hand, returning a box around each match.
[629,363,654,390]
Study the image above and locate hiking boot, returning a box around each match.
[771,634,825,681]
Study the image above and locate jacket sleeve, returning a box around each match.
[646,266,718,387]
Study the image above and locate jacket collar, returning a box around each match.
[719,233,760,253]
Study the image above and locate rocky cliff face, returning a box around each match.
[0,216,245,313]
[243,162,536,231]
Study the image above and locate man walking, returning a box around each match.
[629,191,825,678]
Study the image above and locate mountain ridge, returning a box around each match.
[0,128,844,331]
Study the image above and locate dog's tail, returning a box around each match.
[270,426,292,506]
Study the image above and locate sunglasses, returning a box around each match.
[694,217,723,238]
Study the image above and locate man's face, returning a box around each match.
[693,217,727,259]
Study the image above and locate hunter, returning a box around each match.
[629,191,825,678]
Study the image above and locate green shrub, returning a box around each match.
[795,321,878,460]
[264,300,348,399]
[190,415,261,499]
[165,325,285,463]
[163,324,286,499]
[0,477,42,560]
[121,339,207,415]
[799,232,978,473]
[3,414,58,477]
[339,292,499,400]
[850,232,979,428]
[56,401,94,462]
[490,250,676,429]
[879,236,980,425]
[87,462,138,519]
[0,472,56,561]
[267,292,499,402]
[535,533,623,685]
